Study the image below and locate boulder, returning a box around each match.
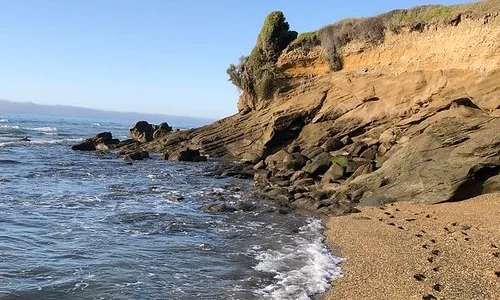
[169,148,207,162]
[321,137,343,152]
[360,146,378,160]
[351,163,375,178]
[71,132,117,151]
[71,139,96,151]
[93,132,113,144]
[130,121,154,143]
[301,147,324,160]
[290,170,311,182]
[348,141,368,157]
[123,150,150,160]
[302,160,331,177]
[379,129,396,144]
[241,152,262,164]
[282,153,308,170]
[287,144,301,153]
[322,163,346,183]
[254,170,271,185]
[341,136,353,146]
[253,160,266,170]
[482,174,500,194]
[153,122,173,140]
[293,178,315,186]
[264,150,289,167]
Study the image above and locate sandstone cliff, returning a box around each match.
[141,0,500,213]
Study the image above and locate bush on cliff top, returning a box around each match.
[227,11,297,99]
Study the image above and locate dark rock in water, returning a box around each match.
[19,137,31,142]
[161,152,170,160]
[202,203,236,213]
[234,202,255,211]
[0,178,10,183]
[72,139,96,151]
[169,148,207,162]
[130,121,154,143]
[123,151,150,161]
[95,143,111,151]
[116,139,138,148]
[72,132,117,151]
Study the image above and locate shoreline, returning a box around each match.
[322,193,500,300]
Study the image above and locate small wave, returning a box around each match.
[0,119,8,123]
[0,138,83,147]
[26,127,57,132]
[0,159,22,165]
[0,125,20,129]
[254,219,343,299]
[91,122,101,126]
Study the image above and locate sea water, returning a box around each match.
[0,113,342,300]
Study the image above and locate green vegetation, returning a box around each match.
[317,14,392,70]
[329,156,349,167]
[288,31,319,49]
[227,11,297,99]
[228,0,500,86]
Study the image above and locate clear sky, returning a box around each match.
[0,0,474,119]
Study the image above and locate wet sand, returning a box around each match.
[323,193,500,300]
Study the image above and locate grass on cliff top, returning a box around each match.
[388,0,500,29]
[311,0,500,70]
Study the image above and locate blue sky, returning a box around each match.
[0,0,474,118]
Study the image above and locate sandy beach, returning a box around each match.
[324,193,500,300]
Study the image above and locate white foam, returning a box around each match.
[26,126,57,132]
[0,138,83,147]
[254,219,343,299]
[0,119,8,123]
[0,125,20,129]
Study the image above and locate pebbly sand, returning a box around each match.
[323,193,500,300]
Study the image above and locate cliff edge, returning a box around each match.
[140,0,500,214]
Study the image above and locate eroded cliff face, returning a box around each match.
[144,11,500,211]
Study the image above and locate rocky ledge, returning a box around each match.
[74,1,500,215]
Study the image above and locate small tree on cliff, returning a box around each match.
[227,11,297,99]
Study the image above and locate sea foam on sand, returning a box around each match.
[254,218,343,299]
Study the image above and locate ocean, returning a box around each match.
[0,113,342,300]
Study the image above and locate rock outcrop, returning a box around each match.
[74,1,500,214]
[72,132,119,151]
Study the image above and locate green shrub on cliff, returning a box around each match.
[317,13,393,71]
[227,11,297,99]
[288,31,320,50]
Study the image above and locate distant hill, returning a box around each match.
[0,99,215,128]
